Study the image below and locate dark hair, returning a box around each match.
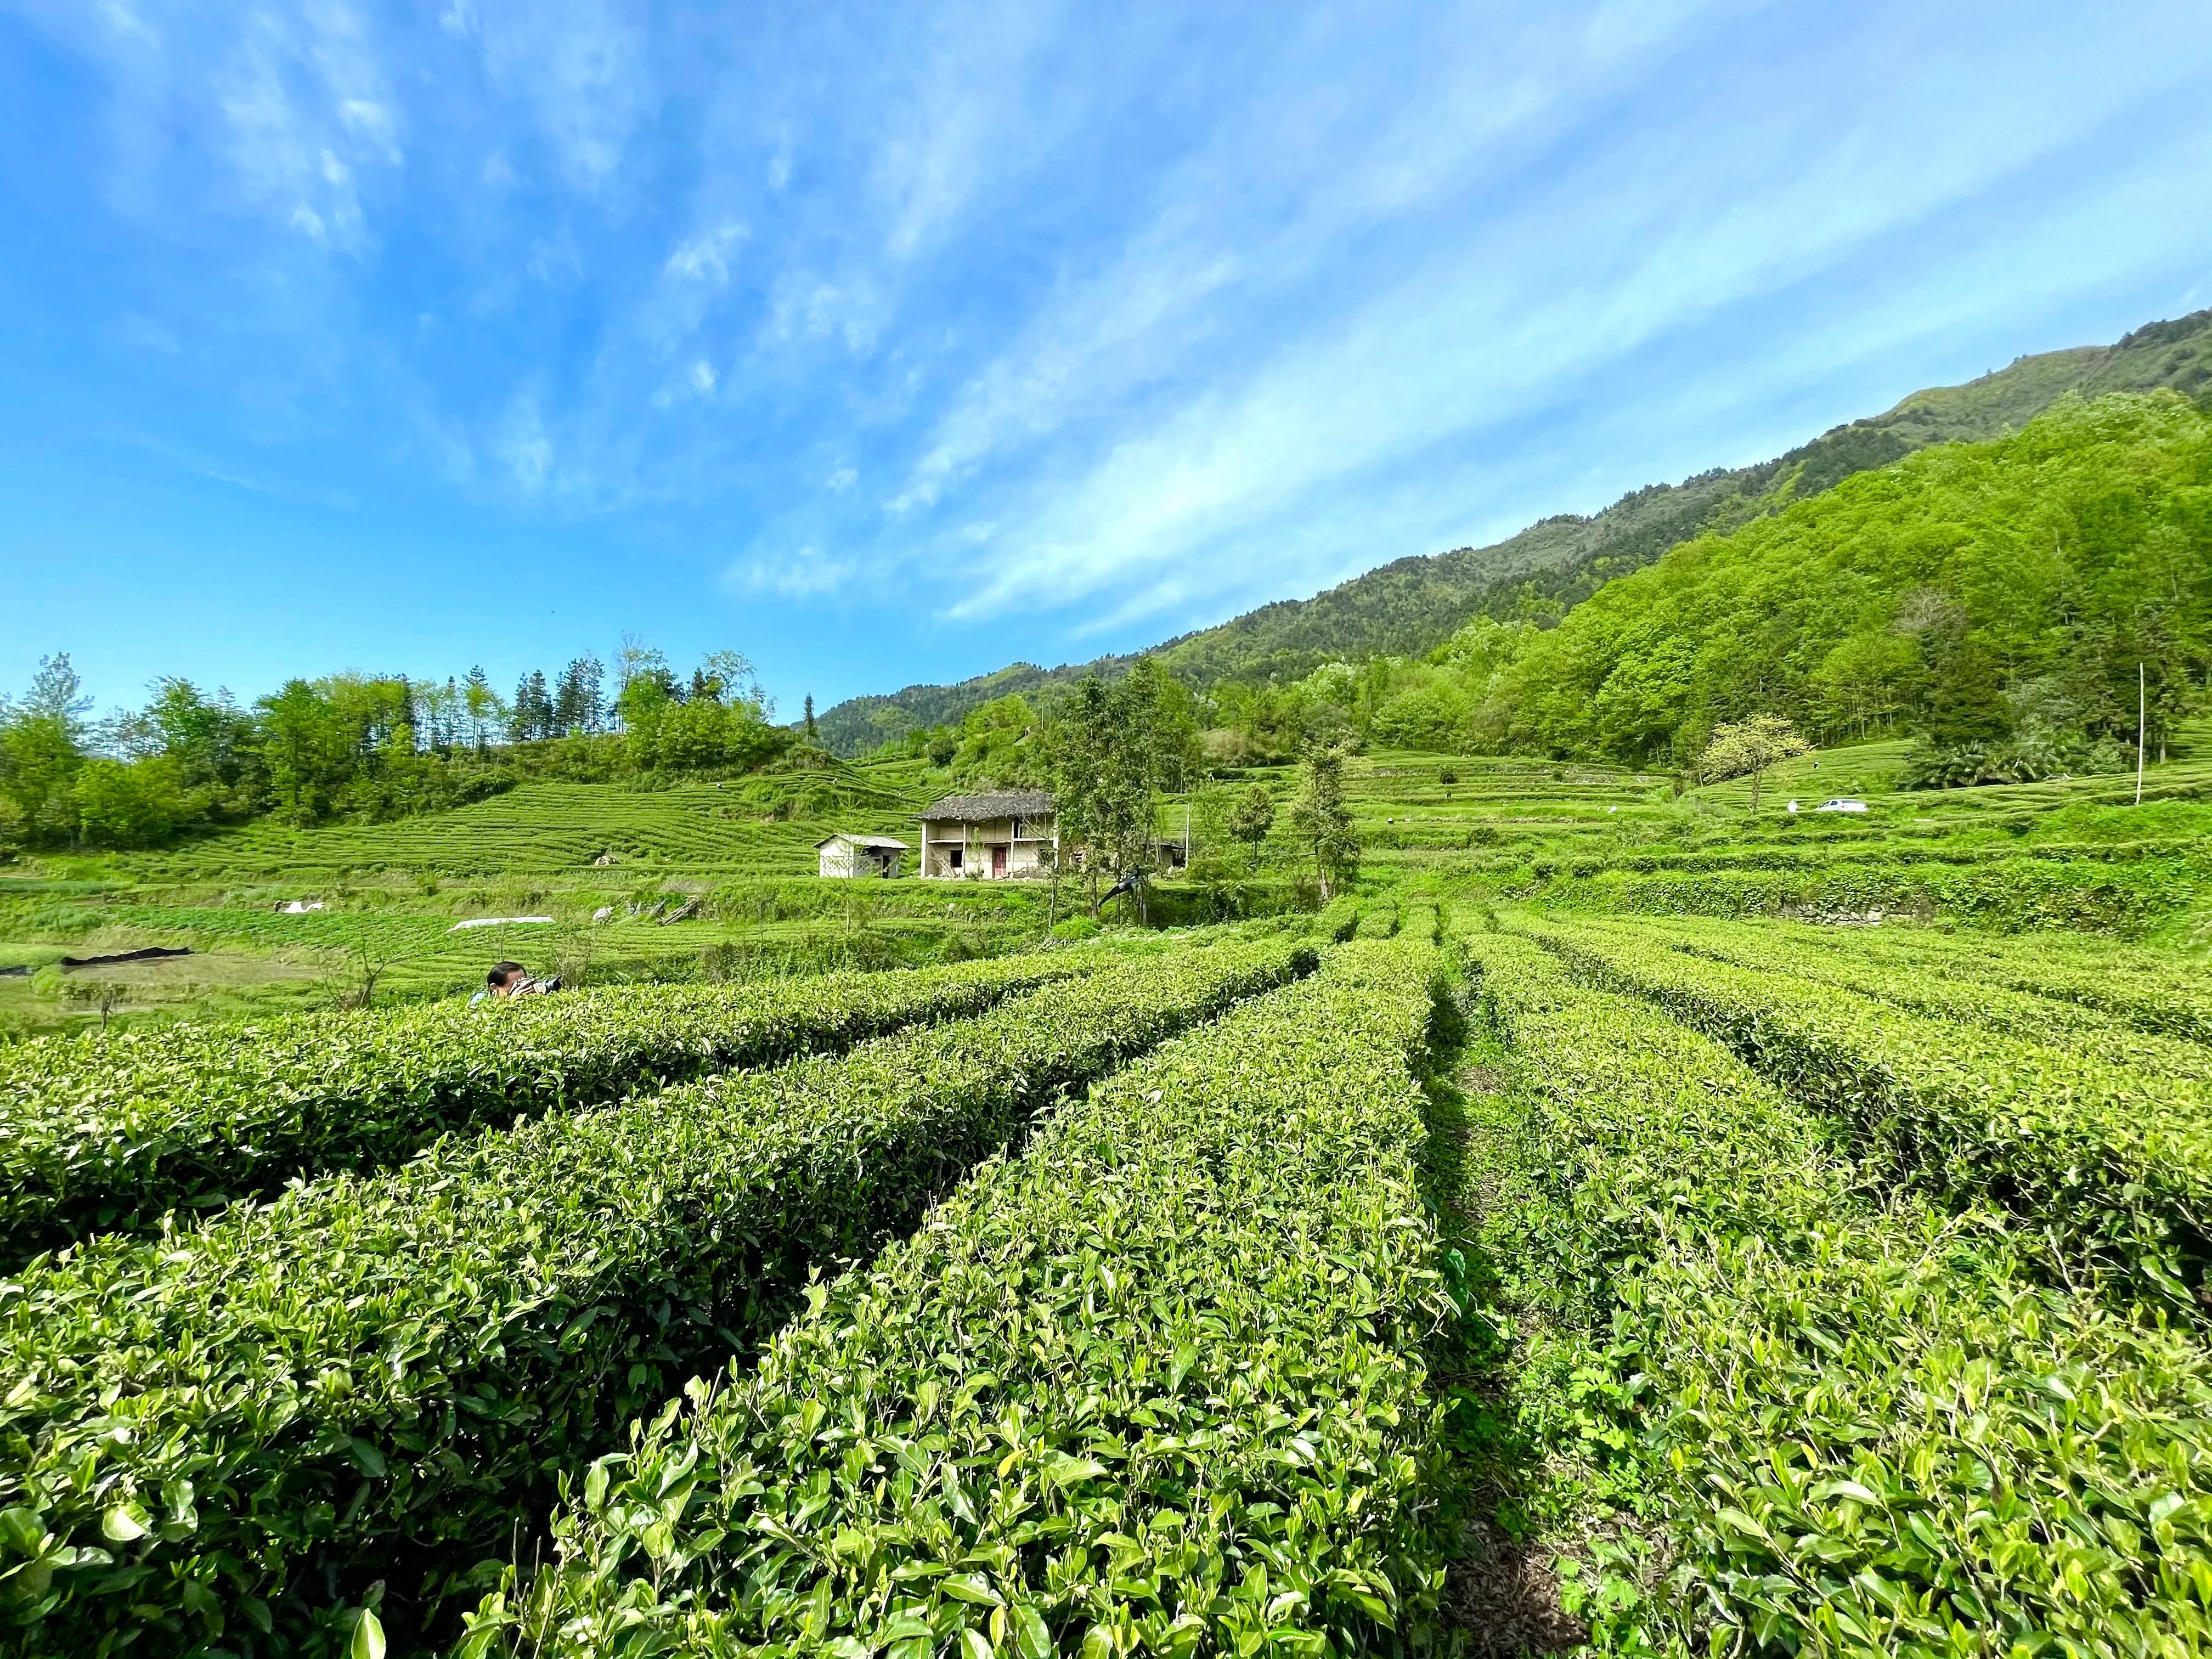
[487,961,527,988]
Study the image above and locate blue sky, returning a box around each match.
[3,0,2210,719]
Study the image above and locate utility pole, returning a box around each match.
[2136,662,2146,807]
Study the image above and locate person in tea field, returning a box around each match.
[469,960,558,1005]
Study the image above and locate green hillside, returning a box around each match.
[819,308,2212,752]
[1477,391,2210,765]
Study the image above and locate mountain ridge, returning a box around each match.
[817,308,2212,755]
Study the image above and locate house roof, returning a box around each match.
[815,833,910,850]
[917,790,1054,823]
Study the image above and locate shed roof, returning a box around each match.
[815,833,911,850]
[917,790,1054,823]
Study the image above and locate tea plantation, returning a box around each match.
[3,738,2211,1655]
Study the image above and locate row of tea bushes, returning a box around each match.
[1773,918,2212,1045]
[0,955,1084,1265]
[1524,914,2212,1308]
[460,940,1454,1658]
[1463,930,2212,1655]
[1618,913,2212,1076]
[0,936,1312,1657]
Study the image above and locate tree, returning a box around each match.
[1226,782,1276,870]
[1698,714,1811,814]
[255,680,356,825]
[1048,675,1161,921]
[803,695,818,744]
[554,657,605,736]
[509,671,556,743]
[696,651,769,715]
[332,928,415,1010]
[72,758,189,848]
[1288,745,1359,901]
[462,667,503,752]
[0,654,93,842]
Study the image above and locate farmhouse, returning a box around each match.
[917,790,1058,879]
[816,833,908,878]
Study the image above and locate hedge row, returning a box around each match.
[1463,931,2212,1654]
[1767,919,2212,1047]
[0,954,1085,1265]
[459,939,1453,1658]
[1523,848,2206,936]
[1621,913,2212,1079]
[0,935,1312,1657]
[1525,914,2212,1306]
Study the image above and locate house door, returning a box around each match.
[991,845,1007,878]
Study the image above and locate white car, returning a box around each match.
[1813,798,1870,814]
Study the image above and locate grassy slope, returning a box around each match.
[0,757,1044,1035]
[8,726,2209,1037]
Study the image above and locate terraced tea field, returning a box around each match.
[0,759,1044,1033]
[5,879,2211,1657]
[109,778,915,881]
[5,724,2212,1652]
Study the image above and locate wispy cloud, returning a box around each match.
[459,0,656,194]
[665,223,747,281]
[733,545,858,599]
[7,0,2211,710]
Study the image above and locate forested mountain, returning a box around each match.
[1399,391,2210,768]
[818,308,2212,754]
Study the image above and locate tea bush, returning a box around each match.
[0,953,1084,1265]
[0,936,1311,1656]
[461,940,1452,1658]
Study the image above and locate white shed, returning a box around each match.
[817,833,909,878]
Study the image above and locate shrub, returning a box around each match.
[1463,930,2212,1654]
[461,940,1453,1658]
[0,955,1082,1266]
[0,936,1311,1656]
[1526,914,2212,1310]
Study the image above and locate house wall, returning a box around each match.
[918,815,1059,879]
[819,841,859,878]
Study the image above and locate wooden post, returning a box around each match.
[2137,662,2146,808]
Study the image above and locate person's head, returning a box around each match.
[487,961,528,996]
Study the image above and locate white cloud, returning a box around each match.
[870,0,1057,260]
[465,0,656,193]
[826,466,857,492]
[882,2,1725,518]
[337,98,398,159]
[763,272,886,354]
[94,0,157,46]
[936,10,2209,624]
[664,223,748,282]
[496,395,552,491]
[689,359,717,392]
[736,545,857,599]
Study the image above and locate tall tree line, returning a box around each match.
[0,642,779,850]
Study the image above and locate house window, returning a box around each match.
[947,847,963,870]
[1011,816,1024,839]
